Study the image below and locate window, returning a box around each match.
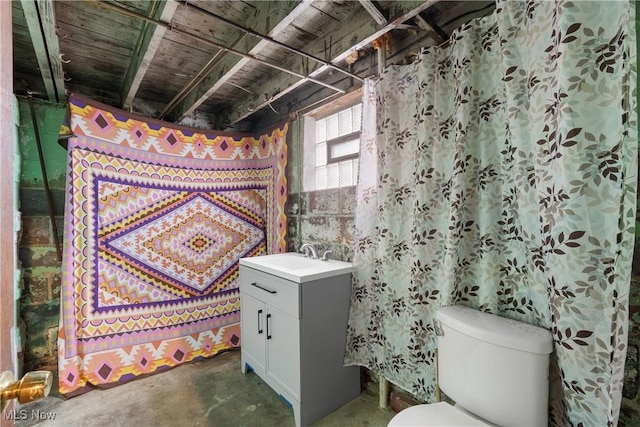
[304,98,362,191]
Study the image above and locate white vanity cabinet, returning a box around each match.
[239,254,360,427]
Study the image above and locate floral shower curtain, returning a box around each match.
[344,1,637,425]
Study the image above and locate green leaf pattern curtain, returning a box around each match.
[345,1,637,425]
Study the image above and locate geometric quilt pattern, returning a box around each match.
[58,96,288,395]
[104,191,264,296]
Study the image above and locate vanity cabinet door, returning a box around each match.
[265,304,300,400]
[239,263,359,427]
[240,292,266,373]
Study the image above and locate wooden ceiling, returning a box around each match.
[12,0,494,132]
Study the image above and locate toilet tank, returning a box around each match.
[437,305,553,427]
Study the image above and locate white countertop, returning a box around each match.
[239,252,355,283]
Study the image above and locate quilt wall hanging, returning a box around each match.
[58,95,288,395]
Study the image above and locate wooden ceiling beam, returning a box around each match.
[227,0,439,126]
[121,0,178,110]
[414,13,448,44]
[358,0,387,26]
[20,0,66,102]
[94,0,347,117]
[169,0,315,121]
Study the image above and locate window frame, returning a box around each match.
[326,131,361,164]
[303,89,363,192]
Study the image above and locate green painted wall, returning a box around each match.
[17,98,66,372]
[18,99,67,189]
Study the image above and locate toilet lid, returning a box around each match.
[387,402,489,426]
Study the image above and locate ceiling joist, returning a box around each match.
[414,13,448,44]
[169,0,317,120]
[158,33,248,120]
[178,1,362,82]
[358,0,387,26]
[14,0,496,131]
[227,0,440,126]
[92,0,347,110]
[20,0,65,102]
[121,0,178,109]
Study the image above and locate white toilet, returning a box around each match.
[388,305,553,426]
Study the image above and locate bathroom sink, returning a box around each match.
[239,252,355,283]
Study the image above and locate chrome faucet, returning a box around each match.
[321,250,332,261]
[300,243,318,259]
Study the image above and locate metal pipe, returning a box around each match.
[90,0,346,95]
[435,349,441,402]
[27,95,62,262]
[230,80,356,126]
[176,0,364,82]
[158,33,248,119]
[373,36,387,74]
[227,81,255,95]
[295,117,303,250]
[133,0,159,57]
[379,374,389,408]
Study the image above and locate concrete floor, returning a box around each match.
[15,350,396,427]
